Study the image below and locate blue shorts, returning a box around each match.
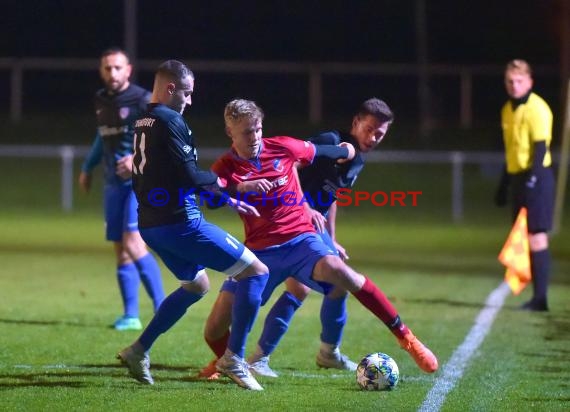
[104,184,138,241]
[140,216,256,282]
[318,229,338,255]
[511,168,555,233]
[221,233,336,305]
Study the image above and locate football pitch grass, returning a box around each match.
[1,209,569,411]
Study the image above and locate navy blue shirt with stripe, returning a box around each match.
[82,83,151,186]
[132,103,218,228]
[299,131,365,214]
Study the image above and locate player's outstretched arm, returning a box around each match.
[337,142,355,163]
[313,142,355,163]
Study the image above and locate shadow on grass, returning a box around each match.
[404,298,487,309]
[0,363,248,389]
[0,318,106,328]
[0,380,87,388]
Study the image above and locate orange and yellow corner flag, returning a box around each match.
[498,207,531,295]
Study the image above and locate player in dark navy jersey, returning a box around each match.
[116,60,269,391]
[199,99,437,380]
[79,48,164,331]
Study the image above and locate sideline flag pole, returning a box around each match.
[498,207,531,295]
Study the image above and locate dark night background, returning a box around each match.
[3,1,560,62]
[1,0,567,148]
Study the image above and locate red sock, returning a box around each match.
[352,277,410,339]
[205,330,230,358]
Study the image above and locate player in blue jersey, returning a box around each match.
[199,99,437,380]
[79,48,165,331]
[116,60,269,391]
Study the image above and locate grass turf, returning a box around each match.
[0,210,569,411]
[1,132,569,410]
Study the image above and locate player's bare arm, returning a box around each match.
[78,171,92,193]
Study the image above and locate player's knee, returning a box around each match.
[114,244,132,265]
[236,259,268,279]
[315,255,345,281]
[122,231,147,258]
[181,270,210,295]
[251,258,269,275]
[529,232,548,251]
[315,255,364,292]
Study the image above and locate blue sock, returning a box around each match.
[138,287,203,351]
[228,274,268,358]
[117,262,140,318]
[320,294,348,346]
[134,253,166,311]
[258,291,302,355]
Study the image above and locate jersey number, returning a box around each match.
[133,132,147,175]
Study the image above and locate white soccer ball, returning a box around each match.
[356,352,399,390]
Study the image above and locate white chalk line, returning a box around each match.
[418,282,511,412]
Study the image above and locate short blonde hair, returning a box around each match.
[224,99,264,126]
[505,59,532,76]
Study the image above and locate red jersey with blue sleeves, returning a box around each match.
[212,136,317,250]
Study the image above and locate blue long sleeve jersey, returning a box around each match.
[81,83,151,186]
[132,103,220,228]
[299,131,365,214]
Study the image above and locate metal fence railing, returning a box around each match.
[0,58,559,130]
[0,145,510,221]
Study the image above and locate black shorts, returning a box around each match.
[510,168,555,233]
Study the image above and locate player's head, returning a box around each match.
[350,98,394,152]
[99,47,132,94]
[224,99,264,159]
[152,60,194,114]
[504,59,533,100]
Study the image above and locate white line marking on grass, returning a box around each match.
[418,282,511,412]
[289,372,350,379]
[14,364,78,369]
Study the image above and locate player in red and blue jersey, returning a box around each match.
[79,48,164,331]
[243,98,395,376]
[199,99,438,379]
[116,61,269,391]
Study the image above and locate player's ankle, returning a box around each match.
[248,345,267,363]
[131,340,146,354]
[319,342,339,355]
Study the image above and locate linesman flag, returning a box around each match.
[498,207,531,295]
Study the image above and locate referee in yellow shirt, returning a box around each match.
[495,59,554,311]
